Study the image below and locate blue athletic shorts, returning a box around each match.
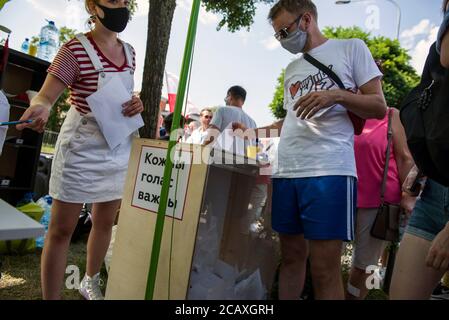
[271,176,357,241]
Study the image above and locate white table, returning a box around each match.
[0,198,45,241]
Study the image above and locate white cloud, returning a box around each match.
[400,19,432,50]
[177,0,219,25]
[410,25,439,74]
[260,36,280,50]
[25,0,58,19]
[400,19,439,74]
[236,30,252,46]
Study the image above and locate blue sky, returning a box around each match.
[0,0,445,126]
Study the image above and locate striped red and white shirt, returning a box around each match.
[48,33,136,114]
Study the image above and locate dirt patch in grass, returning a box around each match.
[0,235,93,300]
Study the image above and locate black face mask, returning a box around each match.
[96,3,129,33]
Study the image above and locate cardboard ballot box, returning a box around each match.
[106,139,280,300]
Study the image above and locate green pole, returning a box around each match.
[145,0,201,300]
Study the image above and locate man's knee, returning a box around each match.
[309,241,342,280]
[280,235,308,266]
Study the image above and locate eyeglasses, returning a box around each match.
[274,14,303,41]
[203,115,213,119]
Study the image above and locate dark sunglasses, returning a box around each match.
[203,115,213,119]
[274,14,303,41]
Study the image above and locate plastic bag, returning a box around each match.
[35,195,52,248]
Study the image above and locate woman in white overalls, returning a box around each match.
[17,0,143,300]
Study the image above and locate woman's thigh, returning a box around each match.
[390,233,445,299]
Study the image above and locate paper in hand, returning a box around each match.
[215,123,245,156]
[86,76,143,150]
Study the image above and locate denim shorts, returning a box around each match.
[406,179,449,241]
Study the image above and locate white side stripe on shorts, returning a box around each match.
[347,177,351,240]
[350,178,355,239]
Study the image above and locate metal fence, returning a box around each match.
[42,130,59,154]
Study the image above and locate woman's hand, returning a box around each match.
[426,223,449,271]
[122,96,144,117]
[16,74,66,133]
[16,104,50,133]
[400,193,417,217]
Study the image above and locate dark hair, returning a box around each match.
[227,86,247,103]
[163,113,186,134]
[444,0,449,12]
[268,0,318,22]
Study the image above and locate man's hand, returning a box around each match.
[122,96,144,117]
[426,223,449,271]
[232,122,247,131]
[231,122,256,140]
[293,90,341,119]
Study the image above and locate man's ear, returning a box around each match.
[303,13,313,29]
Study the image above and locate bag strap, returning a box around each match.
[380,109,394,204]
[303,53,346,90]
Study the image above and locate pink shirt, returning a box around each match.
[354,109,401,208]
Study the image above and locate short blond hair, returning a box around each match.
[268,0,318,21]
[200,108,213,116]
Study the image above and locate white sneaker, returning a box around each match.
[79,273,104,300]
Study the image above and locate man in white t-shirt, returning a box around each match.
[204,86,257,148]
[256,0,387,300]
[186,108,213,144]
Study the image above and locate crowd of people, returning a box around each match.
[14,0,449,300]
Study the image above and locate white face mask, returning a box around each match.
[280,18,308,54]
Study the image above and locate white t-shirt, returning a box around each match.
[211,106,257,132]
[210,106,257,151]
[186,127,208,144]
[273,38,383,179]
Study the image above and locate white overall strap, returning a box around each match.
[119,40,133,70]
[75,33,104,72]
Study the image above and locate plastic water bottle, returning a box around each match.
[37,20,59,62]
[35,195,53,248]
[20,38,30,54]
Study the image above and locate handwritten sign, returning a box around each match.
[132,146,192,220]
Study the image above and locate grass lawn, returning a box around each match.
[40,144,55,155]
[0,236,389,300]
[0,234,108,300]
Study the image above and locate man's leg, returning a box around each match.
[309,239,345,300]
[298,176,356,300]
[271,178,306,300]
[278,234,308,300]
